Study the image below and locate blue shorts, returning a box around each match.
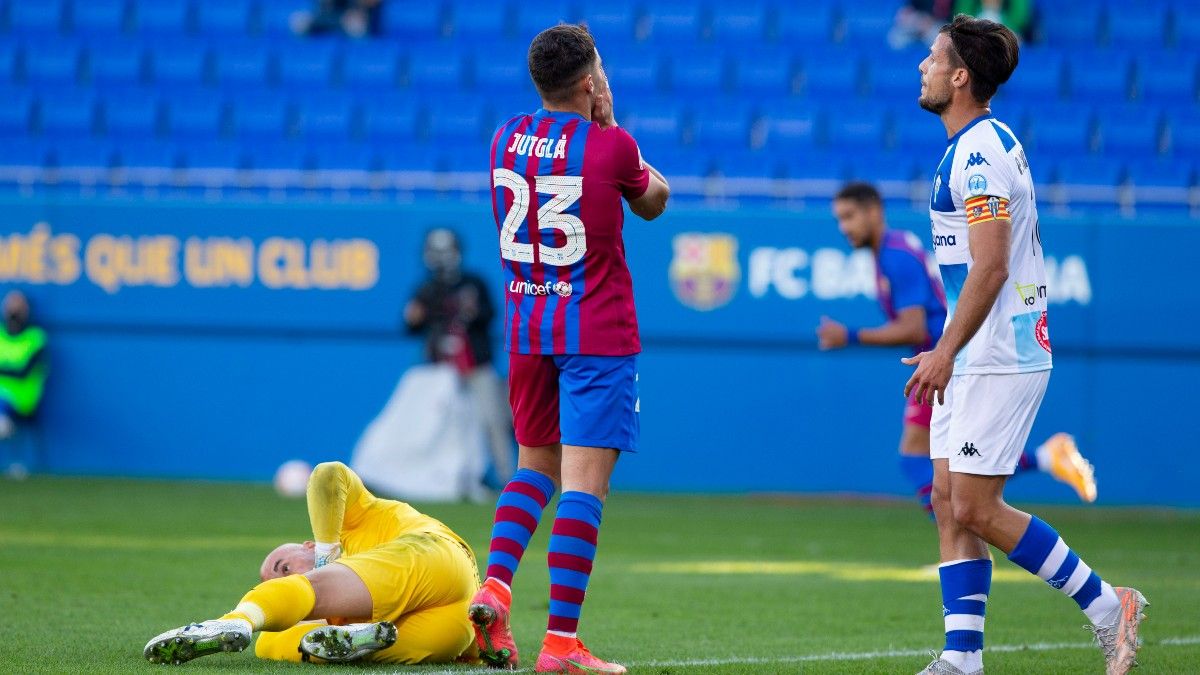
[508,353,639,452]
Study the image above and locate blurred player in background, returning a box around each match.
[471,23,669,675]
[405,227,514,484]
[143,462,479,666]
[905,16,1145,675]
[818,182,1097,517]
[0,290,47,478]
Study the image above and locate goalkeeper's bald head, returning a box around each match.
[260,541,316,581]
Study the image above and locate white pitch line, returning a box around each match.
[396,636,1200,673]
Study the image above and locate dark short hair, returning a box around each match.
[940,14,1020,103]
[527,24,597,103]
[835,182,883,207]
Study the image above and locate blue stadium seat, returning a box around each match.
[1137,53,1198,104]
[102,90,160,137]
[1067,51,1131,102]
[1042,5,1101,47]
[9,0,65,34]
[38,90,97,135]
[758,102,820,151]
[717,150,784,179]
[163,90,225,136]
[668,50,727,93]
[1001,48,1064,103]
[1178,12,1200,50]
[1166,111,1200,156]
[245,141,308,169]
[450,0,509,39]
[230,92,291,138]
[118,140,179,168]
[378,145,438,172]
[132,0,192,34]
[1106,1,1167,49]
[801,49,862,98]
[258,0,309,37]
[710,2,767,42]
[1054,157,1125,209]
[180,140,243,168]
[427,97,484,139]
[1127,157,1194,190]
[691,104,754,148]
[471,41,528,92]
[485,90,537,123]
[1097,107,1162,157]
[840,0,896,46]
[846,151,919,184]
[194,0,253,35]
[341,42,400,89]
[213,43,272,87]
[0,87,34,133]
[644,1,702,42]
[0,137,48,166]
[71,0,128,34]
[623,99,684,145]
[406,45,466,89]
[891,110,947,154]
[52,139,114,168]
[990,103,1030,138]
[381,0,444,37]
[731,47,795,95]
[775,4,836,44]
[362,96,420,140]
[827,107,887,149]
[514,0,574,41]
[0,41,18,83]
[148,41,210,85]
[87,42,145,86]
[603,47,663,94]
[276,40,337,88]
[648,147,715,177]
[783,150,848,180]
[1028,105,1095,155]
[869,48,924,98]
[294,95,353,139]
[24,41,82,85]
[310,141,375,170]
[579,0,638,45]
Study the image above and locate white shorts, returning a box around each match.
[929,370,1051,475]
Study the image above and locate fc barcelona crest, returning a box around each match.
[669,233,740,311]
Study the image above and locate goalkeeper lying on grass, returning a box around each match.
[143,462,481,665]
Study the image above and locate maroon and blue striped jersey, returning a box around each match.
[490,108,650,355]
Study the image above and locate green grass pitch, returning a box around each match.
[1,476,1197,674]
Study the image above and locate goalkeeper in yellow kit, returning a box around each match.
[143,462,480,665]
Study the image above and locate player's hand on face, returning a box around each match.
[816,316,848,350]
[902,348,954,405]
[591,71,616,128]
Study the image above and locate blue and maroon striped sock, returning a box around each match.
[484,468,556,588]
[546,491,603,636]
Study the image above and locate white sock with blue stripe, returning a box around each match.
[938,558,990,673]
[1008,516,1121,626]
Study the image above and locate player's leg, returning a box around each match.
[1011,432,1098,502]
[946,372,1146,675]
[922,379,991,675]
[143,563,374,664]
[472,355,562,668]
[366,602,477,664]
[899,398,935,517]
[535,354,637,674]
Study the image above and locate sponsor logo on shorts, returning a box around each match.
[959,442,982,457]
[509,279,573,297]
[932,234,958,247]
[1035,310,1051,353]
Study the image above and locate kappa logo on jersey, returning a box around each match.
[959,442,982,457]
[669,233,740,311]
[509,279,574,297]
[1035,310,1052,353]
[964,152,990,169]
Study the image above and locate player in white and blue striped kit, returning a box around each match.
[904,15,1147,675]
